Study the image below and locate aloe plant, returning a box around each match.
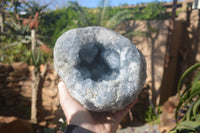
[169,63,200,133]
[68,1,135,30]
[31,50,44,70]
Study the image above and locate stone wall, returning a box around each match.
[27,65,60,113]
[0,61,150,128]
[0,62,60,123]
[0,62,28,106]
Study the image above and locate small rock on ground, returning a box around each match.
[117,124,159,133]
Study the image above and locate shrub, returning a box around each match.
[0,40,31,64]
[169,63,200,133]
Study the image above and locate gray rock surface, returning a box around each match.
[54,26,146,112]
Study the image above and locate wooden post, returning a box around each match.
[164,0,177,68]
[31,28,40,124]
[159,0,178,105]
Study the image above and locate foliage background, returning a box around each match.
[0,1,168,64]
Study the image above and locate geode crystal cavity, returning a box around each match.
[54,26,146,112]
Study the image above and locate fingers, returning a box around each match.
[112,98,138,123]
[58,81,69,104]
[58,81,79,107]
[58,81,72,118]
[58,81,86,122]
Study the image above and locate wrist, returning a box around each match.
[68,115,95,132]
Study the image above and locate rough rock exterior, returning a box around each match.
[54,26,146,111]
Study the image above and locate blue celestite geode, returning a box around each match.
[54,26,146,112]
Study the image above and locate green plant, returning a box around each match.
[59,118,68,132]
[31,50,41,70]
[38,1,168,47]
[67,1,136,30]
[31,49,48,69]
[43,118,67,133]
[43,128,54,133]
[169,63,200,133]
[145,105,162,124]
[39,6,79,47]
[145,105,156,122]
[0,40,31,63]
[140,2,167,20]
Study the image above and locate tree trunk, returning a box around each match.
[31,29,36,52]
[31,29,40,124]
[31,69,40,123]
[146,21,162,106]
[0,12,4,33]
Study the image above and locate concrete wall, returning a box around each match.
[116,10,200,105]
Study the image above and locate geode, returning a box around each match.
[54,26,146,112]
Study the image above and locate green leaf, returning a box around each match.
[175,90,200,122]
[196,114,200,121]
[168,128,177,133]
[177,63,200,102]
[181,84,192,98]
[186,103,194,121]
[192,70,200,85]
[175,91,190,122]
[193,99,200,121]
[177,121,200,131]
[105,10,133,29]
[191,81,200,95]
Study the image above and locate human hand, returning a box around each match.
[58,81,137,133]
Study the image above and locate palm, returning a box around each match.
[58,82,137,133]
